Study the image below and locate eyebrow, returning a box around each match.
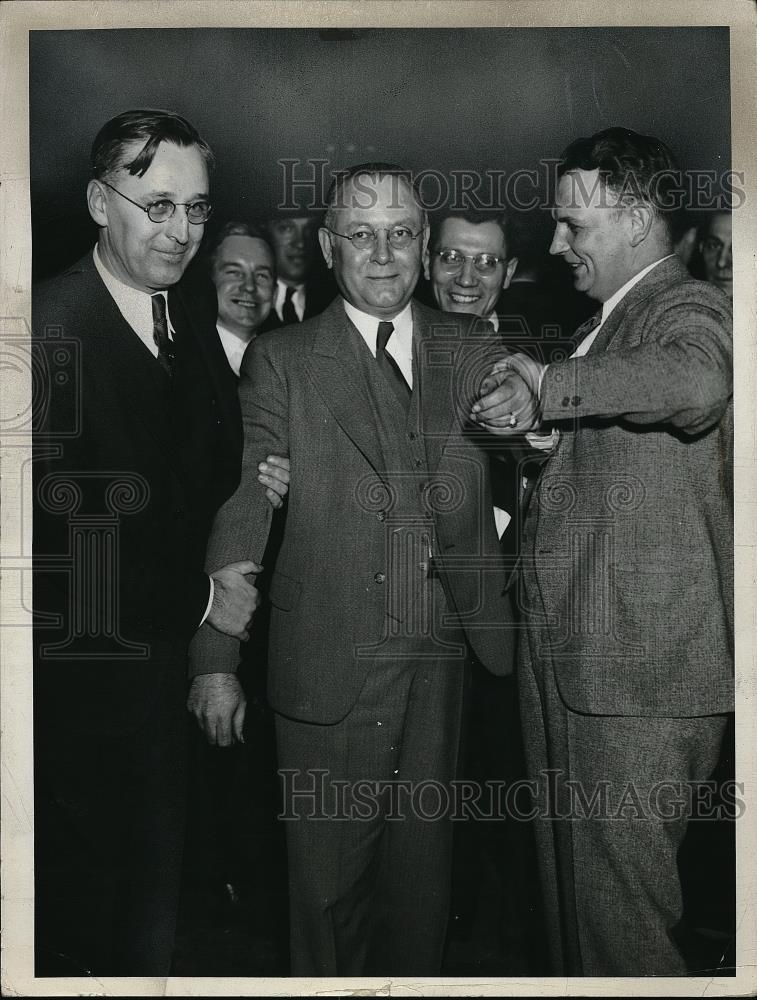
[144,190,210,201]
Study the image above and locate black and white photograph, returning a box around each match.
[1,1,755,995]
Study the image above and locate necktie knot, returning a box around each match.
[376,320,394,352]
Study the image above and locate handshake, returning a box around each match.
[469,351,546,434]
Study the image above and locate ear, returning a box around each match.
[87,179,109,227]
[627,203,654,247]
[502,257,519,290]
[318,227,333,269]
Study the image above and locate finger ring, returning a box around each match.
[508,413,518,427]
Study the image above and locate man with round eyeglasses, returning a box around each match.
[429,211,518,324]
[189,162,523,975]
[33,109,261,975]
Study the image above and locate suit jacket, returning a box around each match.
[33,251,242,732]
[190,297,516,724]
[522,256,733,717]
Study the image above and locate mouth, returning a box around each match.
[449,292,480,305]
[156,249,187,260]
[231,298,259,309]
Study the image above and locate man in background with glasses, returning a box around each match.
[189,163,525,976]
[33,109,260,975]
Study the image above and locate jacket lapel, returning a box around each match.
[168,281,242,459]
[587,255,688,356]
[74,255,182,473]
[305,298,385,474]
[414,301,462,473]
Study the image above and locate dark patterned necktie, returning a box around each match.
[151,293,174,377]
[376,321,411,413]
[573,311,602,352]
[282,285,299,325]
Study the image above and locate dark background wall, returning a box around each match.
[30,26,730,279]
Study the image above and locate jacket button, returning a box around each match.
[571,395,581,406]
[407,431,417,441]
[561,396,570,407]
[374,572,385,584]
[376,511,386,522]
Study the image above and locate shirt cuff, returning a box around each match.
[526,428,560,451]
[199,575,214,627]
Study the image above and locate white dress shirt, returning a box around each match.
[343,299,414,387]
[93,243,174,352]
[216,322,253,377]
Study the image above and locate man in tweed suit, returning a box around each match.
[187,164,520,976]
[472,128,733,975]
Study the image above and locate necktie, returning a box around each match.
[376,321,411,413]
[573,311,602,354]
[282,285,299,325]
[151,293,174,377]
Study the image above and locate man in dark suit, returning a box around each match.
[188,163,521,976]
[472,128,733,975]
[263,211,336,329]
[33,109,260,976]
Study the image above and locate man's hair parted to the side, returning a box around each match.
[90,108,215,181]
[432,208,510,251]
[206,220,274,270]
[557,127,682,234]
[323,161,428,231]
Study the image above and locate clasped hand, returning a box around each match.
[470,352,545,434]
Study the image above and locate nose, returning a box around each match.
[717,243,732,269]
[371,229,394,265]
[456,257,478,287]
[166,205,190,244]
[549,224,568,256]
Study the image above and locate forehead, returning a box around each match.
[335,174,422,223]
[437,218,506,255]
[553,168,616,217]
[271,216,315,232]
[706,213,732,242]
[216,235,273,267]
[115,140,209,194]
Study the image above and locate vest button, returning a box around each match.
[376,511,386,521]
[407,431,417,440]
[374,572,385,584]
[415,459,423,468]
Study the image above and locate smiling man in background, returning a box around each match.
[209,220,276,375]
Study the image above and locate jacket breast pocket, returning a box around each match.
[268,569,303,612]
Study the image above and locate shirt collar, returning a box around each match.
[601,255,674,324]
[93,243,172,348]
[342,298,413,345]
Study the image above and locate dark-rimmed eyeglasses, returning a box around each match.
[101,180,212,225]
[434,249,507,275]
[326,226,422,251]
